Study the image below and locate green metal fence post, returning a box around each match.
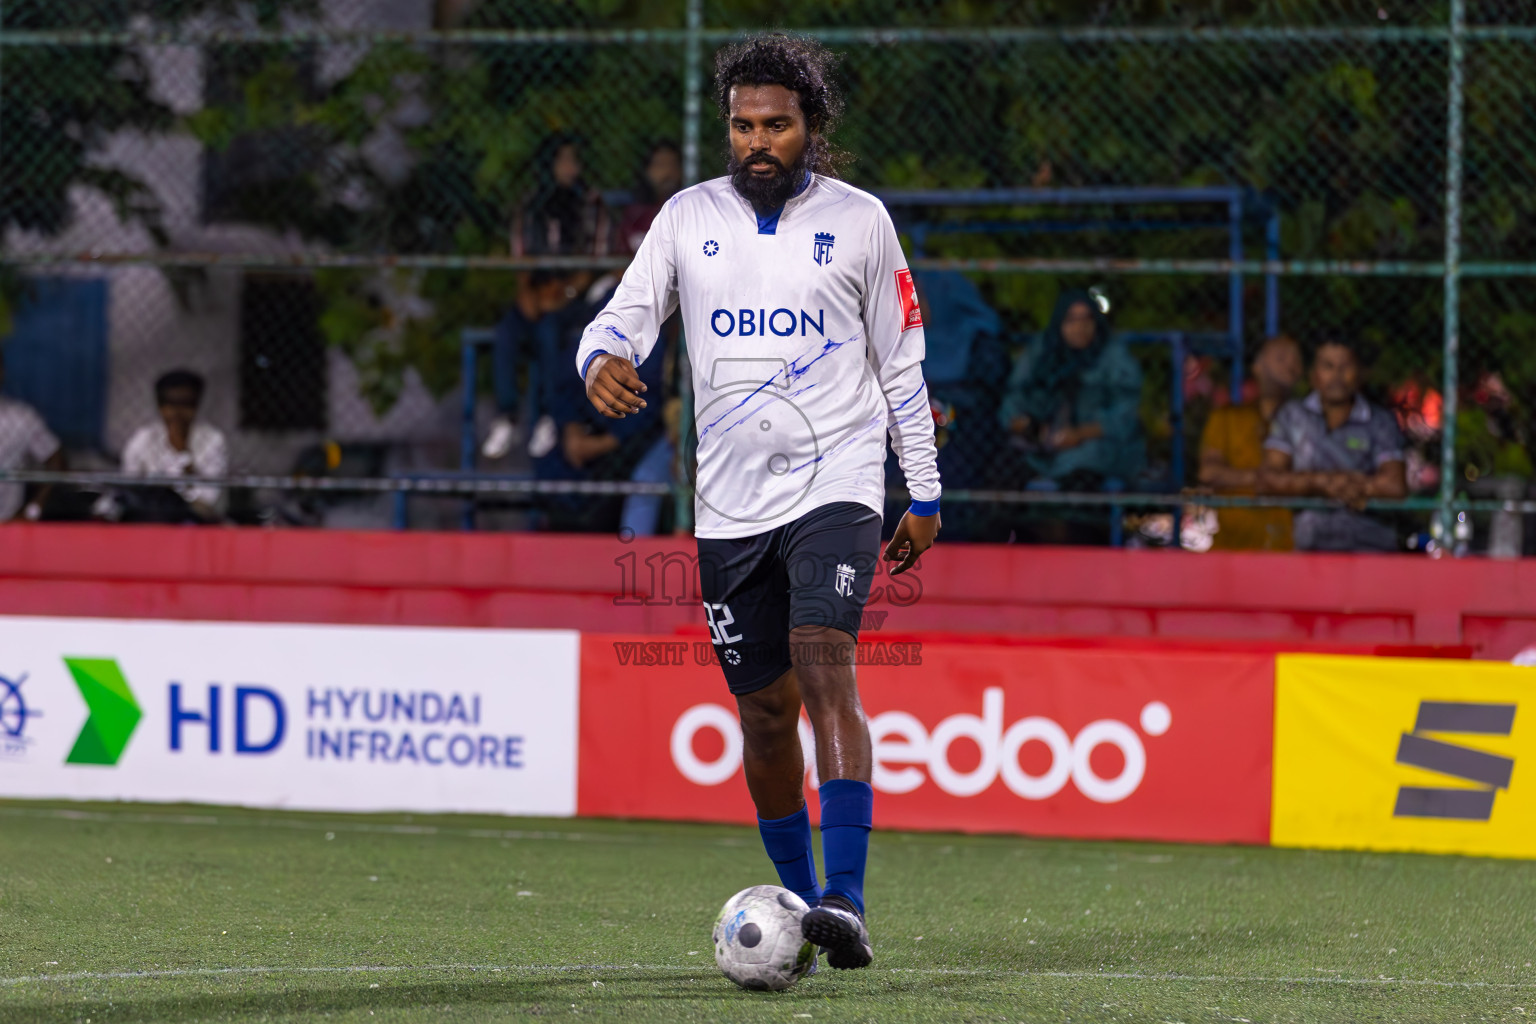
[1,2,6,187]
[1439,0,1465,552]
[674,0,703,534]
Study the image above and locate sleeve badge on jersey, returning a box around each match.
[896,268,923,331]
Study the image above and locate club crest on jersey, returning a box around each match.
[813,231,835,266]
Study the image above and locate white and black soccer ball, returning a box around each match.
[712,884,816,991]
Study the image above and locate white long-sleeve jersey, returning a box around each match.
[575,174,941,539]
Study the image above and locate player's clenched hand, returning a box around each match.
[584,353,647,419]
[883,510,940,576]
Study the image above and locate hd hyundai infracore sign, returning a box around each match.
[0,617,580,817]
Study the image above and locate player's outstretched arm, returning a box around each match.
[862,206,942,573]
[573,197,678,414]
[883,510,940,576]
[584,354,648,419]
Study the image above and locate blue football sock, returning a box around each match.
[818,779,873,915]
[757,805,822,908]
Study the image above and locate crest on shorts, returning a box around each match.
[834,563,856,597]
[813,232,835,267]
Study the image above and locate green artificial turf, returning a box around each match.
[1,800,1533,1023]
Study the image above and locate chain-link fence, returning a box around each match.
[0,1,1531,550]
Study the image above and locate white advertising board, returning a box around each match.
[0,617,580,816]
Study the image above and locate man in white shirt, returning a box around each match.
[0,350,65,522]
[119,369,227,522]
[577,34,942,971]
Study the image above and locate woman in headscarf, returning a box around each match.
[997,289,1145,486]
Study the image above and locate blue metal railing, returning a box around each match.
[881,186,1282,407]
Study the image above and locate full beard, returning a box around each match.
[728,142,815,213]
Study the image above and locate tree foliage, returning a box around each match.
[8,0,1534,473]
[0,1,320,334]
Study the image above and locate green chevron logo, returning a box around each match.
[64,657,141,766]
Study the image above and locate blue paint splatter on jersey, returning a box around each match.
[782,334,852,387]
[892,382,927,413]
[711,383,822,441]
[785,380,929,474]
[788,414,886,474]
[698,334,853,441]
[893,400,930,426]
[597,324,630,348]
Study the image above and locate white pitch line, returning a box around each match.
[0,806,749,848]
[3,963,1533,990]
[894,968,1536,989]
[0,964,691,986]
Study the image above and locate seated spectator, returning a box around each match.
[516,138,681,532]
[0,347,65,522]
[534,281,665,533]
[511,135,611,259]
[485,271,588,459]
[1261,333,1407,552]
[915,270,1009,467]
[487,134,610,459]
[1387,375,1444,494]
[115,369,228,523]
[601,167,685,535]
[885,270,1008,541]
[611,295,678,537]
[618,140,683,255]
[618,391,681,537]
[1199,333,1302,550]
[997,289,1145,488]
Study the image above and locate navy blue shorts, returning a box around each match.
[696,501,882,695]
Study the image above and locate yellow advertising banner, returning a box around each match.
[1273,654,1534,858]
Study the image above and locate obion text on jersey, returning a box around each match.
[709,308,826,338]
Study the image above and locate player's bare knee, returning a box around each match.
[796,672,864,727]
[736,672,801,738]
[788,623,855,671]
[740,707,799,750]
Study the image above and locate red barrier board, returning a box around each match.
[578,635,1274,845]
[8,525,1535,655]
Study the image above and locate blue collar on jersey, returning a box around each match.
[755,171,813,235]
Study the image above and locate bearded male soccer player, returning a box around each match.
[576,35,940,970]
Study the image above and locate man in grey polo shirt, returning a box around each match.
[1260,334,1407,551]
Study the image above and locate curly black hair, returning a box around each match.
[1310,328,1364,362]
[713,33,845,175]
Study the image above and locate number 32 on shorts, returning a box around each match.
[703,602,743,645]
